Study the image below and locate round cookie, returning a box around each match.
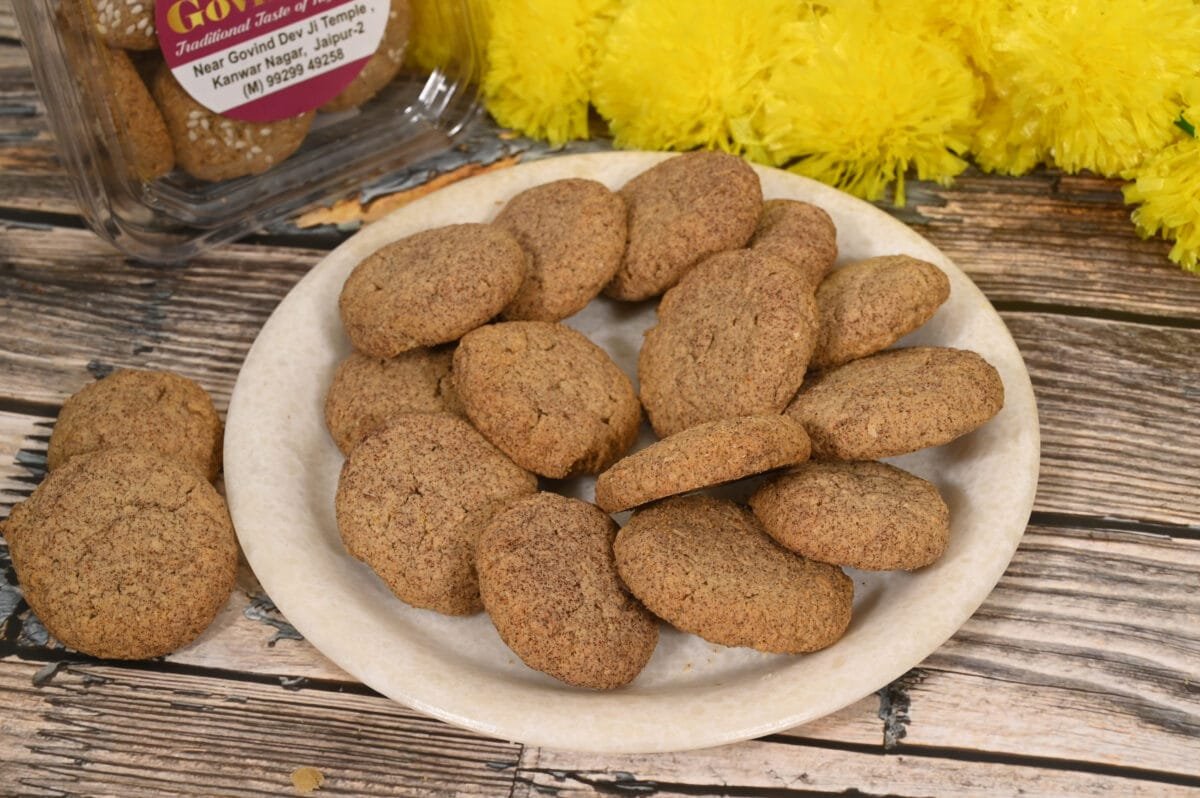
[749,199,839,292]
[1,448,238,660]
[812,255,951,369]
[335,413,537,615]
[494,178,627,321]
[324,347,463,455]
[47,369,223,482]
[322,0,411,111]
[614,496,853,654]
[594,415,811,513]
[476,493,659,689]
[605,151,762,301]
[639,249,819,438]
[106,47,174,181]
[453,321,641,479]
[339,224,527,358]
[87,0,156,50]
[750,461,951,570]
[786,346,1005,460]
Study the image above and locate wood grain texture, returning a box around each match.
[0,1,16,40]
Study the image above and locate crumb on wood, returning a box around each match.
[291,766,324,794]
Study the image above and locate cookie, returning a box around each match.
[339,224,527,358]
[1,448,238,660]
[614,496,853,654]
[321,0,411,111]
[786,347,1005,460]
[605,152,762,301]
[812,255,951,369]
[453,321,641,478]
[749,199,839,291]
[88,0,156,50]
[324,347,463,455]
[494,179,627,321]
[594,415,810,513]
[47,369,223,482]
[335,413,537,615]
[106,47,174,181]
[152,67,313,182]
[639,249,820,438]
[750,461,951,570]
[476,493,658,689]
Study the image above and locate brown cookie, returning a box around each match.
[339,224,527,358]
[495,179,627,321]
[786,347,1005,460]
[812,255,951,369]
[106,47,174,181]
[88,0,156,50]
[152,67,313,182]
[605,152,762,301]
[453,321,641,478]
[335,413,537,615]
[750,461,951,570]
[476,493,659,689]
[1,448,238,660]
[594,415,810,513]
[639,249,819,438]
[749,199,838,291]
[614,496,853,654]
[47,369,223,482]
[321,0,411,111]
[324,347,463,455]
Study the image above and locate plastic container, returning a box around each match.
[14,0,480,262]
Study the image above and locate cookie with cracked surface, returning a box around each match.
[812,255,950,369]
[339,224,527,358]
[749,199,838,292]
[605,151,762,301]
[87,0,156,50]
[614,496,852,654]
[594,415,810,513]
[453,321,641,479]
[47,369,223,482]
[1,448,238,660]
[495,178,627,321]
[321,0,411,111]
[476,493,659,689]
[639,249,819,438]
[335,413,537,615]
[786,346,1005,460]
[106,47,174,181]
[750,461,951,570]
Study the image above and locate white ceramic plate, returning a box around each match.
[225,152,1039,753]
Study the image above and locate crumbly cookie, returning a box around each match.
[613,496,853,654]
[322,0,411,111]
[335,413,537,615]
[324,347,462,455]
[750,461,951,570]
[88,0,156,50]
[1,448,238,660]
[106,47,174,181]
[786,347,1005,460]
[605,152,762,301]
[812,255,951,369]
[476,493,659,689]
[594,415,810,513]
[495,179,627,321]
[152,67,313,182]
[47,369,223,482]
[339,224,527,358]
[749,199,838,291]
[639,249,820,438]
[453,322,641,478]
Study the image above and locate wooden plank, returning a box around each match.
[0,0,16,41]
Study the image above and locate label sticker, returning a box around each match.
[157,0,388,123]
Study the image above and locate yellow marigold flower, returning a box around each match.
[409,0,493,78]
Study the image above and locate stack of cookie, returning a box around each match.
[328,152,1005,689]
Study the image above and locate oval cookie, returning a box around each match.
[322,0,411,111]
[88,0,156,50]
[106,47,174,181]
[749,199,838,292]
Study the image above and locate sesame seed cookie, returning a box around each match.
[335,413,537,615]
[594,415,811,513]
[750,461,951,571]
[639,249,819,438]
[786,347,1005,460]
[47,369,223,482]
[494,178,627,321]
[453,321,641,479]
[106,47,174,181]
[322,0,412,111]
[614,496,853,654]
[476,493,659,689]
[88,0,156,50]
[1,448,238,660]
[749,199,839,292]
[338,224,527,358]
[605,152,762,301]
[812,255,951,369]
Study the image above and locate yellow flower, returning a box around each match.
[408,0,493,78]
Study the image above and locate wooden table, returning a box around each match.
[2,6,1198,795]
